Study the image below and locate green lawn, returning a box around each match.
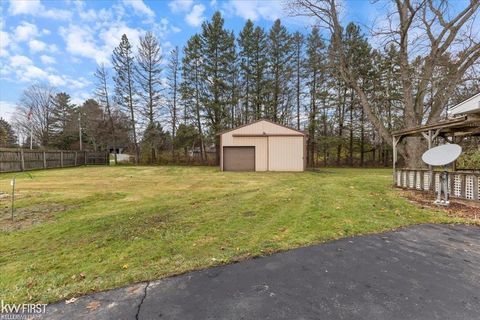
[0,166,469,303]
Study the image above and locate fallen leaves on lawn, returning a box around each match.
[122,264,129,269]
[71,272,86,281]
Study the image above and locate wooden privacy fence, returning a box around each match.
[395,168,479,202]
[0,149,108,173]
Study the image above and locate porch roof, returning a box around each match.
[392,114,480,138]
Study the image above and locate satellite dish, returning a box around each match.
[422,144,462,166]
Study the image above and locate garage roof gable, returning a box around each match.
[218,119,306,136]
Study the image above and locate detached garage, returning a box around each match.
[219,119,306,172]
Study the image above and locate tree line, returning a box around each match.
[6,1,479,167]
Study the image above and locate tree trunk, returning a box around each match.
[403,136,426,168]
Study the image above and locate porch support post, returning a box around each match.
[392,135,400,185]
[421,129,437,191]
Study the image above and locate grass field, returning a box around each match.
[0,166,470,303]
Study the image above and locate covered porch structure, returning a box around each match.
[392,93,480,202]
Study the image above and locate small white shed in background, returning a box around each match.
[219,119,306,172]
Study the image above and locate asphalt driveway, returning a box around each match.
[47,223,480,319]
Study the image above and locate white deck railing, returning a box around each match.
[395,169,479,202]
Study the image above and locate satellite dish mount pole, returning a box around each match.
[435,165,449,206]
[421,144,461,207]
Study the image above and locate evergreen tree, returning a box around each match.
[304,27,325,165]
[227,30,239,128]
[343,23,372,166]
[238,20,255,123]
[200,11,236,163]
[181,34,206,161]
[0,118,17,147]
[266,19,293,122]
[112,34,139,164]
[136,31,163,124]
[50,92,77,149]
[81,99,104,151]
[292,31,304,129]
[251,26,268,120]
[141,122,167,164]
[167,46,180,161]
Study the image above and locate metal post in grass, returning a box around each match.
[11,177,15,221]
[10,172,33,221]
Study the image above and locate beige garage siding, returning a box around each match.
[220,120,306,172]
[268,136,304,171]
[221,136,268,171]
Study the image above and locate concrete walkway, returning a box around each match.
[47,224,480,319]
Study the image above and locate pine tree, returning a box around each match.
[181,34,206,161]
[94,64,117,163]
[50,92,77,149]
[251,26,268,120]
[343,23,372,166]
[136,31,163,124]
[266,19,293,122]
[200,11,236,163]
[227,30,239,128]
[292,31,304,130]
[238,20,255,123]
[304,27,325,166]
[167,46,180,161]
[112,34,139,164]
[0,118,17,147]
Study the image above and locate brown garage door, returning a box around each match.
[223,147,255,171]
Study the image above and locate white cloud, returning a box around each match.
[40,55,55,65]
[6,54,89,89]
[60,22,143,65]
[223,0,284,21]
[8,0,42,15]
[14,22,38,42]
[9,0,72,20]
[185,4,205,27]
[49,44,59,53]
[10,54,33,67]
[70,91,92,106]
[0,100,17,121]
[168,0,194,13]
[122,0,155,18]
[29,39,47,52]
[0,30,11,56]
[60,25,108,65]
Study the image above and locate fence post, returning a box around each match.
[60,151,64,167]
[74,151,77,166]
[84,151,87,165]
[43,151,47,169]
[20,149,25,171]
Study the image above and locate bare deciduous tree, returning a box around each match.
[94,64,117,164]
[290,0,480,166]
[14,83,56,148]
